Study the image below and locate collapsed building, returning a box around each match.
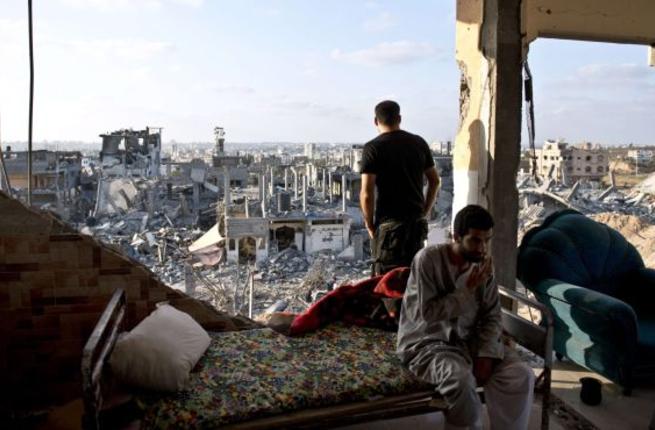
[79,127,379,308]
[99,128,162,178]
[0,148,83,213]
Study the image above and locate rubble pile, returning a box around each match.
[254,249,371,313]
[590,212,655,267]
[81,210,204,286]
[518,175,655,266]
[185,247,371,317]
[518,180,655,237]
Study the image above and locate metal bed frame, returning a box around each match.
[82,286,553,429]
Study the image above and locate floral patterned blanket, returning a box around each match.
[137,323,429,429]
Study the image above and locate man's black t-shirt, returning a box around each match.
[360,130,435,225]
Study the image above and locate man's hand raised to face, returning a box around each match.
[465,256,493,292]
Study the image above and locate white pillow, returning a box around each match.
[109,304,211,392]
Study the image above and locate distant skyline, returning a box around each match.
[1,1,654,146]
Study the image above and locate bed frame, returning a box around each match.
[82,286,553,429]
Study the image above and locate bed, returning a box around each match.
[82,287,553,429]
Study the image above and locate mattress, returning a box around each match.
[137,323,428,428]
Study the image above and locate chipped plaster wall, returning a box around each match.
[453,0,492,215]
[305,222,350,254]
[454,0,523,288]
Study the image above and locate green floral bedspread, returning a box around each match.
[138,324,428,428]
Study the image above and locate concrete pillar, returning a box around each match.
[322,168,326,195]
[341,174,347,212]
[328,171,333,203]
[305,164,311,188]
[259,174,264,201]
[292,168,299,200]
[284,168,289,191]
[223,166,231,206]
[244,196,249,218]
[453,0,523,288]
[269,167,274,196]
[328,172,334,203]
[261,174,267,203]
[179,192,189,216]
[192,182,200,221]
[302,175,308,213]
[610,170,616,188]
[261,197,267,218]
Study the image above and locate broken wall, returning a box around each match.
[305,221,350,254]
[94,177,140,215]
[0,192,257,415]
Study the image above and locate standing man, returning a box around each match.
[360,100,440,276]
[397,205,534,430]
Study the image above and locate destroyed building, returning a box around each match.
[627,148,654,165]
[100,128,162,178]
[1,148,82,208]
[535,139,609,185]
[303,142,316,160]
[269,212,352,254]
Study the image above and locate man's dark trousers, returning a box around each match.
[371,218,428,276]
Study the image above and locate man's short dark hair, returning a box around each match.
[375,100,401,126]
[453,205,494,238]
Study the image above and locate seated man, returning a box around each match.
[397,205,534,430]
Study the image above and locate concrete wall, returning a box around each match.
[305,222,350,254]
[225,235,269,263]
[524,0,655,46]
[454,0,524,287]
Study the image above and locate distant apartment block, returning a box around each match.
[1,148,82,206]
[344,145,363,172]
[536,139,609,185]
[430,140,452,155]
[304,142,316,160]
[627,149,654,165]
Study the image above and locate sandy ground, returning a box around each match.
[591,212,655,268]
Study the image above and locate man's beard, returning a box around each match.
[462,249,485,263]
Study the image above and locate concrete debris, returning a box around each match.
[639,172,655,195]
[597,186,615,202]
[18,125,650,323]
[61,127,403,321]
[564,181,580,201]
[518,173,655,265]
